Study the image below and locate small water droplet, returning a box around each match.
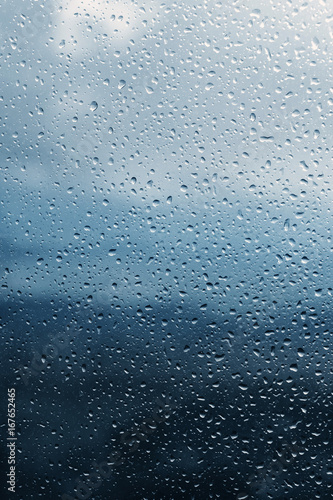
[90,101,98,111]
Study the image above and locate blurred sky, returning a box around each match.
[1,0,332,317]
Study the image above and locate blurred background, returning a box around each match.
[0,0,332,498]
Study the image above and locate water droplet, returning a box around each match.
[90,101,98,112]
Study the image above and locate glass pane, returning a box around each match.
[1,1,332,499]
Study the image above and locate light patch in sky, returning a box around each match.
[53,0,159,56]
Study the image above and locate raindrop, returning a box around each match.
[90,101,98,111]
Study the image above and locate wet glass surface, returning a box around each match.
[1,1,332,499]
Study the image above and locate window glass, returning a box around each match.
[1,1,332,499]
